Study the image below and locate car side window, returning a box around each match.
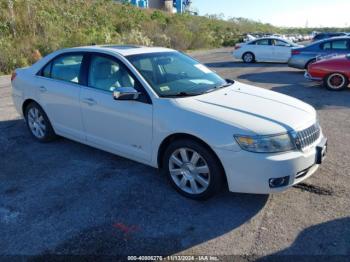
[322,42,331,50]
[49,54,83,83]
[331,40,348,50]
[255,39,270,45]
[88,55,136,92]
[42,62,51,78]
[274,40,289,47]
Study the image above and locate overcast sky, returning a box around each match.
[191,0,350,28]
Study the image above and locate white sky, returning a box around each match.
[192,0,350,28]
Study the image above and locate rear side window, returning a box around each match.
[51,55,83,83]
[40,54,83,84]
[321,42,331,50]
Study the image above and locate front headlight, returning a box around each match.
[234,133,296,153]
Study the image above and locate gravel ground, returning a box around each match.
[0,48,349,259]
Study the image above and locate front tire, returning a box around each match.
[242,52,255,63]
[24,102,57,142]
[324,73,349,91]
[163,139,224,200]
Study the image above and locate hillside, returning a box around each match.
[0,0,280,74]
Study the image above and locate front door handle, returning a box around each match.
[39,86,47,93]
[82,98,97,106]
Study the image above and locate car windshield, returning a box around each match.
[126,52,229,97]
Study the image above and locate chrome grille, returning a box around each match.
[295,123,321,150]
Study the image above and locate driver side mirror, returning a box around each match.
[113,87,141,101]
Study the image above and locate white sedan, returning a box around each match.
[11,45,327,200]
[233,37,303,63]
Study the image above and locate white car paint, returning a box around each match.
[12,46,326,194]
[233,37,303,63]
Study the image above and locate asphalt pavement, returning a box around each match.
[0,48,349,259]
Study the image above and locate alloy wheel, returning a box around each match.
[27,107,46,139]
[168,148,210,195]
[243,53,254,63]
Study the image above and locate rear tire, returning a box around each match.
[24,102,57,142]
[242,52,255,63]
[162,139,225,200]
[324,73,349,91]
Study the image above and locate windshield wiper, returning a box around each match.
[204,81,234,94]
[161,92,202,98]
[161,80,234,97]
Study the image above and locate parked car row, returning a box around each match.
[11,45,328,199]
[233,36,350,91]
[243,33,313,43]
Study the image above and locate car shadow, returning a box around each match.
[238,71,305,85]
[259,217,350,260]
[0,119,269,256]
[237,71,350,109]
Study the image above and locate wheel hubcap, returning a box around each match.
[328,74,345,89]
[244,54,253,62]
[169,148,210,195]
[28,108,46,138]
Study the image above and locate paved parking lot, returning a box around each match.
[0,48,349,258]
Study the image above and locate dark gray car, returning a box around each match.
[288,37,350,69]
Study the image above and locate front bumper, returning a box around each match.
[215,135,327,194]
[304,72,322,82]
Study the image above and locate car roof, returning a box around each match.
[61,45,176,56]
[248,37,288,43]
[314,36,350,44]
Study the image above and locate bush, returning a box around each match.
[0,0,280,74]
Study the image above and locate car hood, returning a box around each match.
[176,82,316,135]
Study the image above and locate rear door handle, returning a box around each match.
[82,98,97,106]
[39,86,47,93]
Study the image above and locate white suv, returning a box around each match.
[11,45,327,200]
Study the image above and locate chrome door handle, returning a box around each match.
[82,98,97,106]
[39,86,47,93]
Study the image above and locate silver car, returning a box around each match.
[288,37,350,69]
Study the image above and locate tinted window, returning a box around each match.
[88,55,136,92]
[51,55,83,83]
[331,40,348,50]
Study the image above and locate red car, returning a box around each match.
[305,54,350,91]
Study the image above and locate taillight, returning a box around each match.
[11,72,17,82]
[292,50,301,55]
[235,45,241,50]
